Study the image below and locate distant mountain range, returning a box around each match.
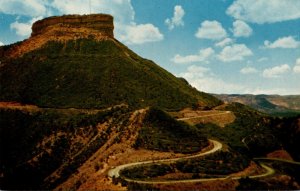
[214,94,300,116]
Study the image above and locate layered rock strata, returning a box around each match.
[4,14,114,58]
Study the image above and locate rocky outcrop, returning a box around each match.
[3,14,115,58]
[31,14,114,38]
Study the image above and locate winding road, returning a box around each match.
[177,111,231,121]
[108,139,222,178]
[107,139,275,184]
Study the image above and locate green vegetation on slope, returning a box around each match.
[0,39,221,110]
[195,103,300,161]
[0,106,131,190]
[269,116,300,161]
[237,159,300,191]
[196,103,281,156]
[134,108,208,153]
[120,150,250,180]
[174,150,250,175]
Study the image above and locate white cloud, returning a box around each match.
[232,20,252,37]
[51,0,135,24]
[258,57,268,62]
[195,20,227,40]
[0,41,4,46]
[180,64,299,94]
[180,65,211,79]
[262,64,290,78]
[226,0,300,24]
[10,17,41,37]
[119,23,163,44]
[0,0,48,17]
[215,38,234,47]
[244,88,300,95]
[264,36,300,49]
[240,66,258,74]
[218,44,253,62]
[165,5,185,30]
[179,65,244,94]
[293,58,300,74]
[172,48,215,64]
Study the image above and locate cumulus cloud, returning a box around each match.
[258,57,268,62]
[240,66,258,74]
[119,24,163,44]
[226,0,300,24]
[0,0,48,17]
[264,36,300,49]
[293,58,300,74]
[215,38,234,47]
[218,44,253,62]
[51,0,135,24]
[0,41,4,46]
[10,17,41,36]
[165,5,185,30]
[232,20,252,37]
[195,20,227,40]
[179,65,244,94]
[244,88,300,95]
[172,48,215,64]
[179,64,298,94]
[262,64,290,78]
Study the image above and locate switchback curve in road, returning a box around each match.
[107,139,275,184]
[117,163,274,184]
[107,139,222,178]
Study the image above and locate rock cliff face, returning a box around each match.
[31,14,114,38]
[3,14,115,58]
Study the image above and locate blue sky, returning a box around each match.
[0,0,299,94]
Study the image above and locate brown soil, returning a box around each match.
[151,179,238,191]
[267,150,294,161]
[0,101,40,112]
[230,161,265,177]
[170,107,235,127]
[53,109,189,190]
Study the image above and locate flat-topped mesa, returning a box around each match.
[31,14,114,39]
[3,14,115,58]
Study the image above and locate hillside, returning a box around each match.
[0,14,221,110]
[215,94,300,116]
[1,14,299,191]
[0,14,214,190]
[0,106,210,190]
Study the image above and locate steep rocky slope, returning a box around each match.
[0,14,221,110]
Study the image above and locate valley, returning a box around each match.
[0,14,299,190]
[1,101,299,190]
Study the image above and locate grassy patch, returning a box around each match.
[0,39,221,110]
[134,108,208,153]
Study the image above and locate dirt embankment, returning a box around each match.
[170,108,235,127]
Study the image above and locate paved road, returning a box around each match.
[108,139,276,184]
[177,111,231,121]
[116,163,274,184]
[254,157,300,165]
[107,139,222,178]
